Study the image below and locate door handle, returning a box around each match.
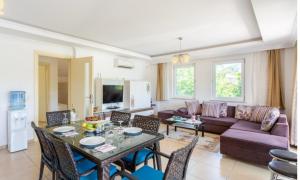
[89,94,94,104]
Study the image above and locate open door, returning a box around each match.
[69,57,94,119]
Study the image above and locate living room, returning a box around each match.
[0,0,298,180]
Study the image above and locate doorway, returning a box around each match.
[37,55,70,126]
[34,52,94,127]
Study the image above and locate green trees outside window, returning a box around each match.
[215,63,242,98]
[174,66,194,97]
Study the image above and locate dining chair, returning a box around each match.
[116,136,199,180]
[31,122,57,180]
[46,110,71,127]
[121,115,160,172]
[49,135,122,180]
[110,111,131,126]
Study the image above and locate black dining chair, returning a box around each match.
[115,136,199,180]
[121,115,160,172]
[46,110,71,127]
[31,122,57,180]
[49,135,122,180]
[110,111,131,126]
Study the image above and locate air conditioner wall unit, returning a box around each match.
[114,57,134,69]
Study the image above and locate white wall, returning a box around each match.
[0,33,149,146]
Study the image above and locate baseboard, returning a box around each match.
[0,139,35,150]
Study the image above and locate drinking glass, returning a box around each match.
[62,113,68,125]
[118,120,123,130]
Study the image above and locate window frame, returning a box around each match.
[172,64,196,99]
[212,59,245,102]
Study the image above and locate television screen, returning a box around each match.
[103,85,123,104]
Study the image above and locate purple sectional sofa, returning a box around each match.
[158,105,289,165]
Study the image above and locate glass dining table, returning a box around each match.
[45,121,165,180]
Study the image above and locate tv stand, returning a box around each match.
[106,106,120,110]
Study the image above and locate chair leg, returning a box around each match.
[39,161,45,180]
[270,172,278,180]
[52,171,55,180]
[152,156,157,170]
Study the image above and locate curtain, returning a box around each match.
[290,47,298,146]
[267,50,284,108]
[156,63,165,101]
[291,76,297,146]
[246,51,268,105]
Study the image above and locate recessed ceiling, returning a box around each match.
[2,0,263,56]
[0,0,296,59]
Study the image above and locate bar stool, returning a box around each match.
[268,160,297,180]
[269,149,297,164]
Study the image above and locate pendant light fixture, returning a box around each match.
[172,37,190,64]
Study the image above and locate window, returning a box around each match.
[173,65,195,98]
[213,60,244,102]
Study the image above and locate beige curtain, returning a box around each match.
[156,63,165,101]
[267,50,284,108]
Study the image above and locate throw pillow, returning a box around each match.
[202,101,221,118]
[234,105,252,120]
[219,102,228,117]
[185,100,201,115]
[250,106,273,123]
[261,108,280,131]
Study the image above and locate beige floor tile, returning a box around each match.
[227,161,270,180]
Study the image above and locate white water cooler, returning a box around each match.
[7,109,28,152]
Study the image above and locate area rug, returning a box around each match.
[163,131,220,153]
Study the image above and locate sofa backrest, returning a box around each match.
[226,106,236,118]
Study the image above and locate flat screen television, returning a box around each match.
[103,85,123,104]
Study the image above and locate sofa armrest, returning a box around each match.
[271,114,289,138]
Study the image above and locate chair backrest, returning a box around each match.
[163,136,199,180]
[132,115,160,133]
[31,122,54,161]
[46,110,70,127]
[110,111,131,125]
[49,135,79,180]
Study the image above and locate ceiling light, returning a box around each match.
[172,37,190,64]
[0,0,4,15]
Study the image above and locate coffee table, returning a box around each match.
[165,116,205,137]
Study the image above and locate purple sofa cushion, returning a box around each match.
[221,129,289,151]
[200,116,238,127]
[226,106,236,118]
[231,120,270,134]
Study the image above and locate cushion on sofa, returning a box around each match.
[185,100,201,115]
[202,102,221,118]
[230,120,269,134]
[250,106,273,123]
[261,108,280,131]
[219,102,228,117]
[235,105,252,120]
[201,116,238,127]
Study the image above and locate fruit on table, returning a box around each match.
[85,116,99,121]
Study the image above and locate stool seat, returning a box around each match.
[270,149,297,162]
[268,160,297,179]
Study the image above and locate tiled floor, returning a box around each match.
[0,125,291,180]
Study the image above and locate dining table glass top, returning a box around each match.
[45,121,164,162]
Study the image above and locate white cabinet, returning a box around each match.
[124,80,151,110]
[7,110,28,152]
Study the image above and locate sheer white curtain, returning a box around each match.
[245,51,268,105]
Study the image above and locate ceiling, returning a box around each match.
[0,0,297,60]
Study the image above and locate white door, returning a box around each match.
[69,57,94,119]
